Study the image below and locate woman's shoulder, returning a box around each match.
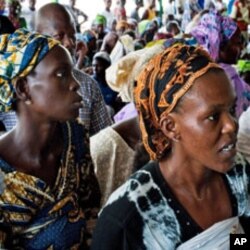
[225,153,249,215]
[100,161,163,222]
[227,152,250,177]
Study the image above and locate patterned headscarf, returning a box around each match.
[0,28,59,112]
[190,10,237,61]
[134,43,221,160]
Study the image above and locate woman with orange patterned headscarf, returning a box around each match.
[91,43,250,249]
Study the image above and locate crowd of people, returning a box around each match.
[0,0,250,249]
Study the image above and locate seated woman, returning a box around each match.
[91,43,249,249]
[0,29,100,249]
[191,10,250,118]
[90,44,163,206]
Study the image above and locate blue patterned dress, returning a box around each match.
[0,121,100,249]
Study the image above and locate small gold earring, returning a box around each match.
[25,99,32,105]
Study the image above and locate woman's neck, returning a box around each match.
[159,156,219,198]
[16,121,59,156]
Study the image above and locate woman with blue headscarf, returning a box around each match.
[0,28,100,249]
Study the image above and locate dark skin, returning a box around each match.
[100,32,119,54]
[159,69,237,230]
[0,45,82,186]
[219,28,244,65]
[35,3,78,65]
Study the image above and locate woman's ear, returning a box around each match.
[14,77,31,103]
[159,114,180,142]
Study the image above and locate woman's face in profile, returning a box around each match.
[26,45,82,122]
[173,69,237,173]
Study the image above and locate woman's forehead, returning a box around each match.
[186,70,236,103]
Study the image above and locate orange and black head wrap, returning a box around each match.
[134,43,221,160]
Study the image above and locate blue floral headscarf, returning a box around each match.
[0,28,59,111]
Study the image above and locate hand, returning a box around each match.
[75,41,88,69]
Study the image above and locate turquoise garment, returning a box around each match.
[0,121,100,249]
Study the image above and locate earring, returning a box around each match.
[172,135,180,143]
[25,99,32,105]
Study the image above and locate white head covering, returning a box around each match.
[106,44,164,102]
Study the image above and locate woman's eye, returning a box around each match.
[56,71,64,78]
[229,105,236,117]
[207,113,219,121]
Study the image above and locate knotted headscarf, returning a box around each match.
[134,43,222,160]
[0,28,59,111]
[190,10,237,62]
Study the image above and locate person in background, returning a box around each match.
[91,51,118,115]
[130,0,144,22]
[127,18,138,33]
[139,19,158,44]
[109,33,134,63]
[91,42,250,250]
[184,9,209,34]
[74,33,89,71]
[0,28,100,249]
[115,19,129,36]
[101,0,115,31]
[181,0,202,32]
[191,10,250,118]
[35,3,112,135]
[166,20,183,38]
[230,0,250,41]
[82,29,98,62]
[100,31,119,54]
[21,0,36,30]
[64,0,88,32]
[90,44,162,206]
[92,14,108,40]
[141,0,156,21]
[113,0,127,21]
[7,0,27,29]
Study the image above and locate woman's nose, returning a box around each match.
[69,77,80,92]
[222,113,238,134]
